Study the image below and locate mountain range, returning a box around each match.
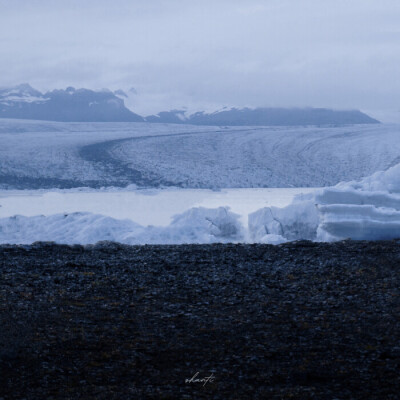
[0,84,143,122]
[0,84,380,125]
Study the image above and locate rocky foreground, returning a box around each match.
[0,241,399,399]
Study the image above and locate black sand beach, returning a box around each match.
[1,241,399,399]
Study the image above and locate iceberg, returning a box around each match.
[249,163,400,242]
[0,206,244,245]
[248,196,319,243]
[316,164,400,240]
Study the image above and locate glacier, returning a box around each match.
[1,119,400,189]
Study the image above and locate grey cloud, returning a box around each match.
[1,0,400,119]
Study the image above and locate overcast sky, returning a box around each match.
[1,0,400,118]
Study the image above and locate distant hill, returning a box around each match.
[0,84,143,122]
[145,107,380,126]
[0,84,380,125]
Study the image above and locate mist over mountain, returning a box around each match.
[0,84,379,125]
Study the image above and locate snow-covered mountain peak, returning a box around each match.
[65,86,76,94]
[0,84,143,122]
[12,83,41,96]
[0,83,46,104]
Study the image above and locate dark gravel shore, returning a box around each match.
[0,241,399,399]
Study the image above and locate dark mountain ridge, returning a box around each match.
[145,107,379,126]
[0,84,380,125]
[0,84,143,122]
